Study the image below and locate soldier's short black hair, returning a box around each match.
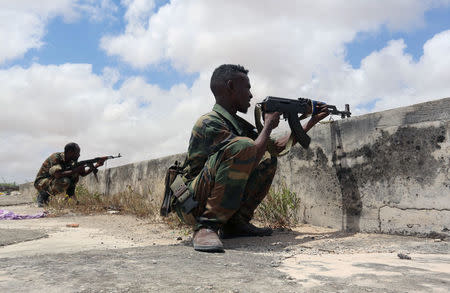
[64,142,79,153]
[210,64,249,95]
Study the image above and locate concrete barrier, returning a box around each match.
[275,97,449,236]
[20,98,449,236]
[80,153,185,198]
[19,182,35,198]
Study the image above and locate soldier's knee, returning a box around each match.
[35,178,50,192]
[53,177,72,191]
[59,177,72,186]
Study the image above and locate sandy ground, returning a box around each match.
[1,195,449,292]
[0,203,190,258]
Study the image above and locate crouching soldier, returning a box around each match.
[165,64,328,252]
[34,142,105,207]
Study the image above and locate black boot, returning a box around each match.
[37,191,50,207]
[219,220,273,239]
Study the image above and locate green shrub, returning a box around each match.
[254,182,300,228]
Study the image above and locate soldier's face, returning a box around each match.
[233,73,253,114]
[66,147,80,161]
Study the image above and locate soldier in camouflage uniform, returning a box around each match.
[34,142,105,207]
[183,64,329,252]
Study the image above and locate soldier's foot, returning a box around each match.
[36,192,50,207]
[220,221,273,239]
[193,228,224,252]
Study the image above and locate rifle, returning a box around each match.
[66,153,122,182]
[160,160,183,216]
[256,96,351,149]
[160,160,198,221]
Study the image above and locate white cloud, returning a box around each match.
[316,30,450,113]
[0,63,212,182]
[100,0,450,104]
[0,0,118,64]
[100,0,436,73]
[76,0,118,22]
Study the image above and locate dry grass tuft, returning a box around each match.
[254,182,300,228]
[46,183,191,231]
[47,182,299,230]
[47,184,159,219]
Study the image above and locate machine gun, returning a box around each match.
[256,96,351,149]
[65,153,122,182]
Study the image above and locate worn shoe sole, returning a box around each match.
[193,244,224,252]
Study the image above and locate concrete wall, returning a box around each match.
[19,182,35,197]
[20,98,450,236]
[80,153,185,198]
[275,97,449,236]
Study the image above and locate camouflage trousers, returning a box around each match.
[34,176,78,196]
[188,137,277,228]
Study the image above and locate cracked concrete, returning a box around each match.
[379,206,450,237]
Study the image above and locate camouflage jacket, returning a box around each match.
[183,103,260,181]
[34,152,77,184]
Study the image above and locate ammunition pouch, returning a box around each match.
[170,176,198,225]
[160,161,198,225]
[170,176,198,214]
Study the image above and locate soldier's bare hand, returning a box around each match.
[311,103,329,124]
[74,165,86,174]
[264,112,280,130]
[95,157,107,168]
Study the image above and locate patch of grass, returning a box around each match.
[254,182,300,228]
[47,181,300,230]
[0,182,19,192]
[46,183,191,230]
[47,184,159,219]
[0,183,17,188]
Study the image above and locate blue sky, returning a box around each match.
[346,5,450,67]
[4,0,198,90]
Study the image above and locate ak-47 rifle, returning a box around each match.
[65,153,122,182]
[256,96,351,149]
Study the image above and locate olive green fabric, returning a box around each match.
[34,152,79,196]
[182,104,277,226]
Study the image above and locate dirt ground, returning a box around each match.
[1,194,449,292]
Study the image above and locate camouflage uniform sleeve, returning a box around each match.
[49,164,63,176]
[203,118,237,154]
[46,153,63,175]
[35,153,63,183]
[184,114,240,179]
